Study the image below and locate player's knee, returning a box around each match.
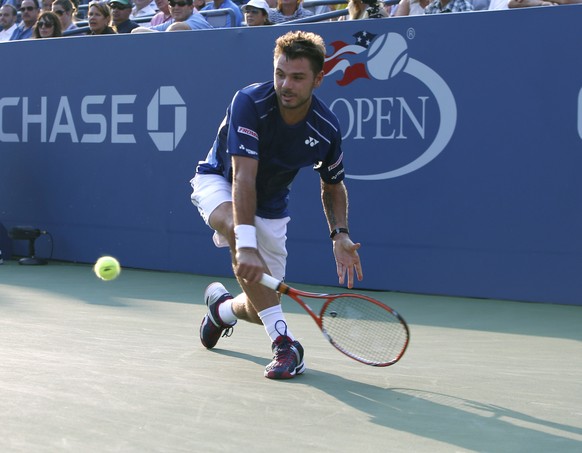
[209,204,235,242]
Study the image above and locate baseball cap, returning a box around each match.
[242,0,270,13]
[109,0,131,6]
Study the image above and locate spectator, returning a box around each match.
[52,0,78,32]
[87,0,117,34]
[385,0,399,14]
[269,0,313,23]
[41,0,53,11]
[131,0,156,18]
[109,0,140,32]
[339,0,389,18]
[201,0,243,27]
[131,0,211,31]
[193,0,205,9]
[0,4,18,42]
[166,20,190,28]
[424,0,474,12]
[242,0,272,25]
[10,0,40,40]
[69,0,82,21]
[33,10,62,37]
[150,0,172,25]
[393,0,430,15]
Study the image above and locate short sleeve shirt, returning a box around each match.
[196,82,345,219]
[425,0,474,13]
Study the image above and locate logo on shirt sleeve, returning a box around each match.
[237,126,258,140]
[327,152,343,172]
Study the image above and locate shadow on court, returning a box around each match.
[214,348,582,452]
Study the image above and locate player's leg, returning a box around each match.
[250,216,305,379]
[191,175,305,377]
[191,175,241,348]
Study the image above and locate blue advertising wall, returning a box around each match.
[1,7,581,305]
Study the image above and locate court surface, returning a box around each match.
[1,261,581,453]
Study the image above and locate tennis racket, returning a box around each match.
[259,274,410,367]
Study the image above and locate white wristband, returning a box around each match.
[234,224,257,250]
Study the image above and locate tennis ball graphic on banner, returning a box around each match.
[366,32,409,81]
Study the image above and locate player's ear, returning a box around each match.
[314,70,324,88]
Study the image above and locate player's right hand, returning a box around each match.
[235,248,264,283]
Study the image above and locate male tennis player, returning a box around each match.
[190,30,363,379]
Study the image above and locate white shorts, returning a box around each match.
[190,174,290,281]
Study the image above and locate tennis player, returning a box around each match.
[190,30,363,379]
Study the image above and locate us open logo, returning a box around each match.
[147,86,187,152]
[324,31,457,180]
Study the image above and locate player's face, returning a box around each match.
[274,55,323,122]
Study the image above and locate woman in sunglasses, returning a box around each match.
[52,0,78,32]
[33,10,63,38]
[87,0,117,34]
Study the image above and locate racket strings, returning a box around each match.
[321,296,408,366]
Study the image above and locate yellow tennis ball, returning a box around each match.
[94,256,121,281]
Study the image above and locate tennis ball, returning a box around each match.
[94,256,121,281]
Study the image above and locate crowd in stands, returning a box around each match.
[0,0,580,41]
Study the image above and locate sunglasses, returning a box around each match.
[38,21,54,28]
[20,6,37,12]
[109,3,130,9]
[52,9,66,15]
[245,7,262,13]
[169,1,191,6]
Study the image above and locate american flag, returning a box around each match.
[324,31,377,87]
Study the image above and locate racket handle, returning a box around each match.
[259,274,281,291]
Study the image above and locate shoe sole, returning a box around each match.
[264,361,306,379]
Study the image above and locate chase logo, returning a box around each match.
[147,86,187,152]
[305,136,319,147]
[324,31,457,180]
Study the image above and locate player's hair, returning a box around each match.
[274,31,326,76]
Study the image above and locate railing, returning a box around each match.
[281,8,349,23]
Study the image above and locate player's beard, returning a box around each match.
[276,87,313,114]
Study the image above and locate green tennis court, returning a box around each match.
[1,261,580,452]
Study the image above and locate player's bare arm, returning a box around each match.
[232,155,265,283]
[321,180,363,288]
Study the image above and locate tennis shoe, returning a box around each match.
[200,282,236,349]
[264,335,306,379]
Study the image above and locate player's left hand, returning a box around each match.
[333,236,363,289]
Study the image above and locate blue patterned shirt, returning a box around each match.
[425,0,474,13]
[9,23,33,41]
[268,5,313,24]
